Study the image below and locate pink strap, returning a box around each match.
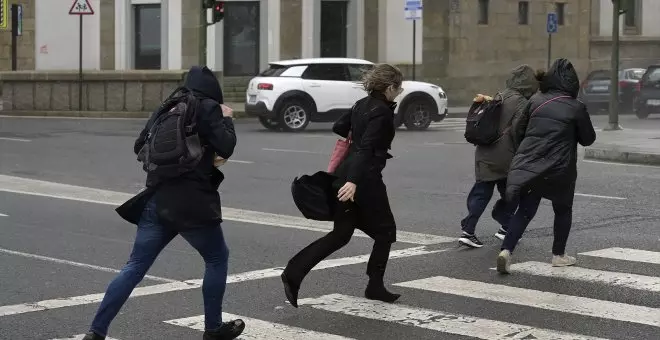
[530,95,572,116]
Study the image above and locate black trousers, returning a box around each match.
[501,189,573,255]
[283,201,392,285]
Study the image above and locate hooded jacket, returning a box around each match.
[505,58,596,202]
[474,65,539,181]
[117,66,237,230]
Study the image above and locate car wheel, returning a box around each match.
[636,108,650,119]
[403,99,433,130]
[278,99,310,132]
[258,117,280,131]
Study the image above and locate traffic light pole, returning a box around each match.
[606,0,622,131]
[199,6,207,66]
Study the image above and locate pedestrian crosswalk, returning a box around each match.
[37,246,660,339]
[429,118,467,131]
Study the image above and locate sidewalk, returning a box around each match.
[585,128,660,165]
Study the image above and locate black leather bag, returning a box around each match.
[291,171,338,221]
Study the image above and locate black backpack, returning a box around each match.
[137,87,205,179]
[464,94,506,146]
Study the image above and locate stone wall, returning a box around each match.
[590,37,660,71]
[423,0,591,105]
[0,0,35,71]
[0,71,194,117]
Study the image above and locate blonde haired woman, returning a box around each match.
[282,63,404,307]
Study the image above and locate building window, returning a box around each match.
[133,4,161,70]
[518,1,529,25]
[224,1,260,76]
[320,0,348,58]
[623,0,641,34]
[556,3,565,26]
[478,0,489,25]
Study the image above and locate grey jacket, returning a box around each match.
[474,65,539,182]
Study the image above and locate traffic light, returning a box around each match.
[201,0,214,9]
[212,1,224,23]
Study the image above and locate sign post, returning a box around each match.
[404,0,422,80]
[10,4,21,71]
[69,0,95,111]
[546,13,558,70]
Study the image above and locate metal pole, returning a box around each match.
[547,34,551,70]
[199,7,207,66]
[11,5,17,71]
[606,0,621,130]
[78,14,83,111]
[412,19,416,81]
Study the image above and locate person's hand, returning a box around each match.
[338,182,357,202]
[220,104,233,118]
[214,155,227,167]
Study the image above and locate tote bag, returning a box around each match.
[327,133,352,173]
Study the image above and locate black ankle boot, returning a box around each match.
[81,332,105,340]
[281,271,300,308]
[203,319,246,340]
[365,278,401,303]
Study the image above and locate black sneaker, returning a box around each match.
[458,232,483,248]
[81,332,105,340]
[494,228,507,241]
[203,319,246,340]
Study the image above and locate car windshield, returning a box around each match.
[644,68,660,83]
[588,71,610,81]
[629,69,645,80]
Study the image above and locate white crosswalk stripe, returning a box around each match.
[580,247,660,265]
[50,335,120,340]
[429,118,466,131]
[299,294,608,340]
[164,313,355,339]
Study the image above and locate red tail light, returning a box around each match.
[257,83,273,90]
[635,82,642,91]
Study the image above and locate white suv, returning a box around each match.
[245,58,448,132]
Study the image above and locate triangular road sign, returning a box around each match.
[69,0,94,15]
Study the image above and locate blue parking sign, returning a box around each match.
[547,13,558,34]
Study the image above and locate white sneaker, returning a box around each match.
[552,255,577,267]
[496,249,512,274]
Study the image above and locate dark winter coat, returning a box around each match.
[505,58,596,203]
[475,65,539,181]
[116,66,237,231]
[331,91,397,243]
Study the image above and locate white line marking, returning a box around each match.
[494,261,660,292]
[50,335,120,340]
[261,147,324,154]
[227,159,254,164]
[0,213,7,217]
[0,247,177,283]
[299,294,607,340]
[0,174,453,245]
[583,159,660,168]
[0,137,31,142]
[395,276,660,327]
[0,115,145,121]
[164,313,355,339]
[574,192,627,200]
[580,247,660,265]
[0,246,445,317]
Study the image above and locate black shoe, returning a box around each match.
[281,272,300,308]
[365,282,401,303]
[203,319,246,340]
[81,332,105,340]
[458,232,483,248]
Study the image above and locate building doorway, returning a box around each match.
[320,0,347,58]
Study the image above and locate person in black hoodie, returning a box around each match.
[82,66,245,340]
[281,63,403,308]
[496,58,596,274]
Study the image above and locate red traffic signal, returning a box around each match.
[212,1,224,23]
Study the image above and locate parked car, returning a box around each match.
[244,58,448,132]
[634,65,660,119]
[578,68,645,113]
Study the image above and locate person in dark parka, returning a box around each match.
[496,58,596,274]
[281,64,404,308]
[82,66,245,340]
[459,65,540,248]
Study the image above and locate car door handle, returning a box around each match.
[309,83,321,88]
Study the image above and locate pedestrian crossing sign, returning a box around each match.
[69,0,95,15]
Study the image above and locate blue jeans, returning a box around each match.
[90,199,229,336]
[461,179,514,235]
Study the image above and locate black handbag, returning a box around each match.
[291,171,338,221]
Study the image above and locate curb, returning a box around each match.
[0,110,249,119]
[584,147,660,166]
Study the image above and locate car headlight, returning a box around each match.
[439,91,447,99]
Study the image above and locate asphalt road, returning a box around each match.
[0,114,658,340]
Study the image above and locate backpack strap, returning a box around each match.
[530,95,572,117]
